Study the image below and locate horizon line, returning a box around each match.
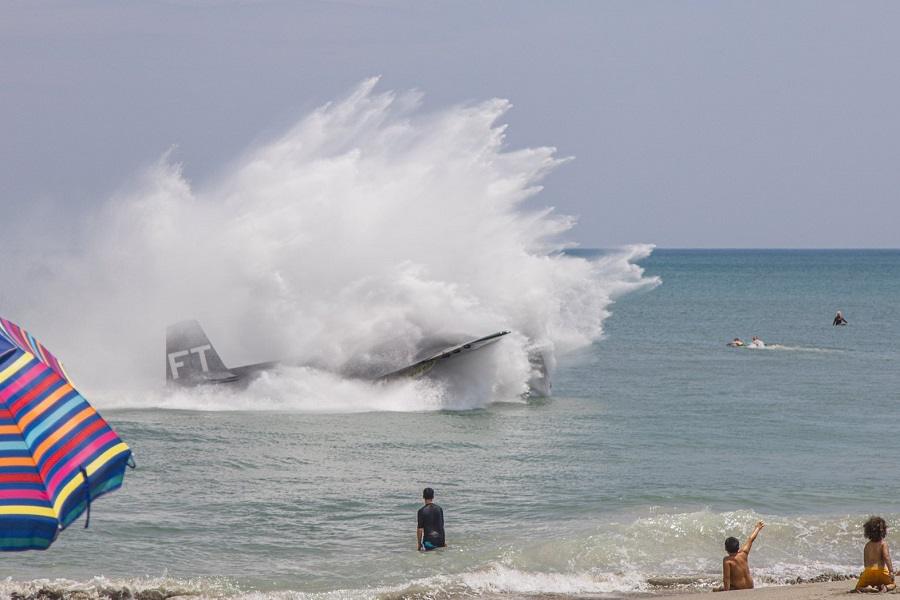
[573,246,900,251]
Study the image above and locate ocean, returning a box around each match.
[3,249,898,599]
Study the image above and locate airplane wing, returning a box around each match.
[377,330,510,381]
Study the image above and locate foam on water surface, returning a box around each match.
[0,508,877,599]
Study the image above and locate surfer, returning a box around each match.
[854,516,895,592]
[833,311,848,326]
[715,520,765,591]
[727,338,744,347]
[748,336,765,349]
[416,487,446,551]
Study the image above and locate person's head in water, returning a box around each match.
[864,516,887,541]
[423,487,434,503]
[725,536,740,555]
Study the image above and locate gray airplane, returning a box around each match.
[165,319,550,394]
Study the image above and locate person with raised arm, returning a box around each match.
[716,520,765,591]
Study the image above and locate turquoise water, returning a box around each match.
[3,250,899,598]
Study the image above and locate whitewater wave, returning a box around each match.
[1,78,657,410]
[0,575,238,600]
[0,509,878,599]
[0,570,856,600]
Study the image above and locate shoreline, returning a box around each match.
[0,575,890,600]
[652,581,897,600]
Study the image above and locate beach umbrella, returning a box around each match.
[0,317,132,550]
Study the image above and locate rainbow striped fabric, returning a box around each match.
[0,317,132,551]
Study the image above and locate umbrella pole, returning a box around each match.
[78,466,91,529]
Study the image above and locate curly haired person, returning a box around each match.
[855,516,895,592]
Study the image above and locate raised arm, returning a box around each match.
[741,521,765,554]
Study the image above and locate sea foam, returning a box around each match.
[0,509,875,599]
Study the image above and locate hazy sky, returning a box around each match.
[3,1,898,248]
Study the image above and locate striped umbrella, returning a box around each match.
[0,317,132,550]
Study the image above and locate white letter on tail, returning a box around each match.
[168,350,189,379]
[190,344,212,373]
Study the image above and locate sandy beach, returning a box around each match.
[655,582,897,600]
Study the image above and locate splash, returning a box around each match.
[1,79,656,410]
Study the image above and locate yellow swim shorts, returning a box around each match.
[856,566,894,589]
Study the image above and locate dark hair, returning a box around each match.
[423,487,434,500]
[725,537,740,554]
[864,516,887,542]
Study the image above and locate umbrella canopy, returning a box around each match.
[0,317,132,550]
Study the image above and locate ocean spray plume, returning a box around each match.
[0,78,657,409]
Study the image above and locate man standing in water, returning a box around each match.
[417,487,446,551]
[717,521,765,591]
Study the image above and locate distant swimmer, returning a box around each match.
[854,516,895,592]
[416,487,446,551]
[727,338,745,347]
[748,336,766,349]
[833,310,848,326]
[715,520,765,591]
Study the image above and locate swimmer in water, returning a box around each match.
[728,338,745,347]
[416,487,446,551]
[833,310,848,326]
[749,336,765,349]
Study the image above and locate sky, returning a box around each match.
[2,0,898,248]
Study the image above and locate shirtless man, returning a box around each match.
[717,521,765,591]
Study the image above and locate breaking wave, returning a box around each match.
[0,78,656,410]
[0,575,238,600]
[0,509,876,599]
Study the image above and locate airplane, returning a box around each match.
[165,319,550,394]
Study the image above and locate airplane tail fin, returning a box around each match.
[165,320,237,385]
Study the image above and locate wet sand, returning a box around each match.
[655,581,898,600]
